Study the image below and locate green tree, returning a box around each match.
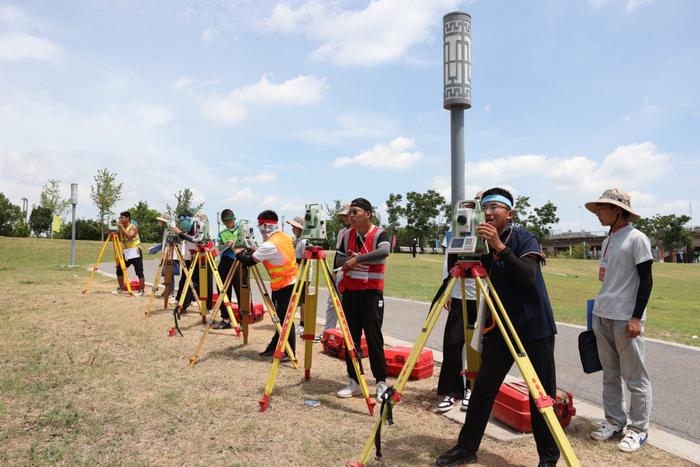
[129,201,162,243]
[39,179,70,237]
[167,188,204,217]
[385,193,404,238]
[404,189,446,247]
[12,219,30,237]
[0,193,24,236]
[636,214,691,261]
[59,218,103,241]
[511,196,531,227]
[325,199,344,246]
[29,206,52,237]
[90,169,123,240]
[526,201,560,240]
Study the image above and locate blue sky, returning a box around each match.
[1,0,698,235]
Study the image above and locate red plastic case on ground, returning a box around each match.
[321,329,368,359]
[121,280,140,291]
[231,302,265,324]
[384,346,434,380]
[492,381,576,433]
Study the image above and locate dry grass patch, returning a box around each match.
[0,265,694,466]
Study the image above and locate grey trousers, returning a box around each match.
[593,315,653,432]
[323,274,341,330]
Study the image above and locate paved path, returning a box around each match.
[101,260,700,445]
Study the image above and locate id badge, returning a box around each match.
[598,257,607,282]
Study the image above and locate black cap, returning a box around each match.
[350,197,372,213]
[257,210,278,222]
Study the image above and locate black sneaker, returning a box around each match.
[213,320,232,330]
[436,445,477,466]
[259,349,274,357]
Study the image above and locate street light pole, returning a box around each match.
[70,184,78,266]
[443,11,472,208]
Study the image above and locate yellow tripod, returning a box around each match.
[172,244,241,333]
[188,261,299,368]
[83,232,133,295]
[144,240,191,317]
[259,245,376,416]
[351,260,580,467]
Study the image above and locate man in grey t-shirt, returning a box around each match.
[585,188,653,453]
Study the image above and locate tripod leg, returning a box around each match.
[239,265,250,344]
[250,266,298,369]
[83,236,111,293]
[145,244,168,317]
[113,235,132,295]
[303,259,320,381]
[198,252,208,323]
[189,262,239,366]
[259,258,309,412]
[318,259,376,415]
[476,276,580,467]
[352,277,458,466]
[163,244,174,309]
[205,253,240,333]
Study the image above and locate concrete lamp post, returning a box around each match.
[443,11,472,208]
[70,183,78,266]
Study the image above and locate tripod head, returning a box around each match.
[301,203,327,242]
[446,199,490,260]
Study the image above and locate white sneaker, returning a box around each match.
[376,381,387,402]
[134,290,145,296]
[461,390,471,412]
[336,380,361,398]
[296,324,304,335]
[618,429,648,452]
[590,420,625,441]
[436,396,455,412]
[111,288,127,295]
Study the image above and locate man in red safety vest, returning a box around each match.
[235,210,298,359]
[335,197,390,402]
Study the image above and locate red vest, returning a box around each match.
[340,225,386,292]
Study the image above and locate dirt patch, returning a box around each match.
[0,271,694,466]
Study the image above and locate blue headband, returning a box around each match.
[481,194,513,210]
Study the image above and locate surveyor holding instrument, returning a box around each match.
[172,211,211,313]
[335,197,390,402]
[436,187,559,467]
[213,209,245,329]
[113,210,145,296]
[585,188,653,453]
[286,216,308,336]
[235,210,297,360]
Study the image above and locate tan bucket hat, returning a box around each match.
[156,213,172,223]
[286,216,304,230]
[336,203,350,218]
[585,188,641,222]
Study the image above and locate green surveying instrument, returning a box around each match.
[259,203,377,415]
[350,199,581,467]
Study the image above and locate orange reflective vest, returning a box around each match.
[340,225,386,292]
[262,231,298,291]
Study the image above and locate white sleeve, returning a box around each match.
[632,231,653,265]
[252,241,278,262]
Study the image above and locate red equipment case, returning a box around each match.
[232,302,265,324]
[321,329,368,359]
[121,280,140,291]
[492,381,576,433]
[384,346,434,380]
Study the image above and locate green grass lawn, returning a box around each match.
[1,237,698,345]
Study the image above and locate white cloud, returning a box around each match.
[0,33,60,61]
[178,74,328,126]
[261,0,459,66]
[227,188,256,202]
[464,142,670,194]
[0,5,25,23]
[172,75,222,93]
[627,0,654,12]
[334,136,423,169]
[242,172,277,183]
[260,195,279,206]
[297,112,398,146]
[201,28,217,43]
[131,104,172,127]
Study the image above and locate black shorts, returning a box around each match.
[116,249,144,278]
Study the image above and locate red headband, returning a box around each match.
[257,219,277,225]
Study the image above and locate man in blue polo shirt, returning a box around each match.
[436,187,559,467]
